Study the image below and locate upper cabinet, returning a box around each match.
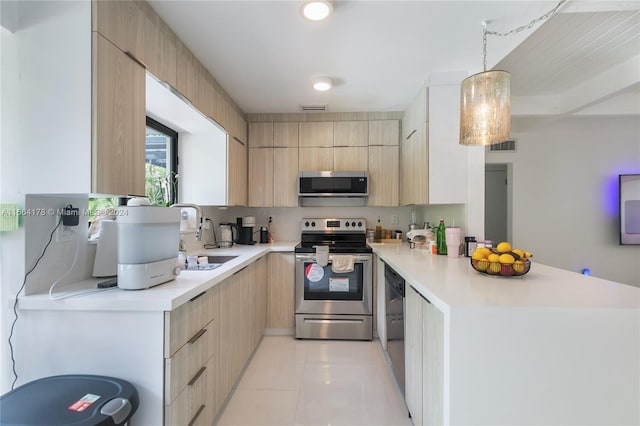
[369,120,400,146]
[92,32,145,196]
[247,115,400,207]
[299,122,334,147]
[93,0,177,87]
[400,82,467,205]
[93,0,248,204]
[334,121,368,147]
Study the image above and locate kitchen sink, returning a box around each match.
[184,255,239,271]
[198,255,238,264]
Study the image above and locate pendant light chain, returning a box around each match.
[485,0,568,37]
[482,0,568,71]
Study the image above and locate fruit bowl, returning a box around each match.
[471,257,531,277]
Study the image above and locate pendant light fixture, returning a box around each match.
[460,1,567,146]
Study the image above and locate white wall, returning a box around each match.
[487,116,640,286]
[0,1,91,392]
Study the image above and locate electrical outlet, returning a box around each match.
[55,223,74,242]
[391,214,399,225]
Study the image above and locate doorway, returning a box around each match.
[485,164,511,244]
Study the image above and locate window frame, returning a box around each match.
[145,116,179,205]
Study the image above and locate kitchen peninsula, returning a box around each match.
[372,243,640,425]
[16,242,639,425]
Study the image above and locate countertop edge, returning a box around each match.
[370,243,640,311]
[17,242,298,313]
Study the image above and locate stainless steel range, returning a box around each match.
[295,218,373,340]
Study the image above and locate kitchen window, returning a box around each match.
[146,117,178,206]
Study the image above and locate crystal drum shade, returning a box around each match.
[460,70,511,146]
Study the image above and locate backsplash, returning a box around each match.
[204,204,466,242]
[24,194,92,295]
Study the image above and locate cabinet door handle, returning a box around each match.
[188,366,207,386]
[189,291,206,302]
[406,129,417,140]
[233,136,246,146]
[188,404,206,426]
[188,328,207,345]
[124,51,147,69]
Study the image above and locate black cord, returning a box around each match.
[8,215,62,390]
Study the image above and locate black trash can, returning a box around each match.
[0,374,139,426]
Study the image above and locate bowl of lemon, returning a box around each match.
[470,242,532,277]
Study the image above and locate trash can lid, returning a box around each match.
[0,374,139,426]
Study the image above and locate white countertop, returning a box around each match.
[370,243,640,312]
[18,242,297,312]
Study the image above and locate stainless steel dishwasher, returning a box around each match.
[385,263,405,395]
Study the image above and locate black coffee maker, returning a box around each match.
[235,217,255,245]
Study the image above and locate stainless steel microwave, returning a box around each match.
[298,171,368,197]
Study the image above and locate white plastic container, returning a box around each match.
[116,206,181,290]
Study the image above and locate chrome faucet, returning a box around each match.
[170,203,204,241]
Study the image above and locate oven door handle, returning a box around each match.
[295,254,372,263]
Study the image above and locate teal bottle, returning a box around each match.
[436,218,447,255]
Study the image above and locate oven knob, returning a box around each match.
[357,221,363,227]
[351,221,356,227]
[345,221,350,227]
[311,221,316,227]
[305,221,310,227]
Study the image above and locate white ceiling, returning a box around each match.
[149,0,640,115]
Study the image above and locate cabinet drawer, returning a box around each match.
[165,319,215,404]
[165,355,214,426]
[164,290,215,357]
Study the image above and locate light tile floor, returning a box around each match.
[217,336,412,426]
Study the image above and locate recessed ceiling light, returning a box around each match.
[301,0,332,21]
[313,77,332,91]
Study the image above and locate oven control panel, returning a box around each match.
[301,218,367,232]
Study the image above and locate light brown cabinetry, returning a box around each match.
[273,148,299,206]
[267,253,295,330]
[228,137,248,206]
[401,86,429,205]
[334,121,368,146]
[274,122,299,147]
[368,146,399,206]
[248,148,274,207]
[164,286,219,426]
[299,122,334,147]
[405,285,444,426]
[92,32,145,196]
[216,258,267,417]
[248,122,298,207]
[248,122,274,148]
[369,120,400,146]
[334,147,368,171]
[175,38,199,105]
[92,0,177,87]
[299,147,333,171]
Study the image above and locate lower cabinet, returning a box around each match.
[215,256,267,419]
[165,256,267,425]
[267,253,295,330]
[405,285,444,426]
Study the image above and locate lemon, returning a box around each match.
[488,262,501,274]
[475,259,489,271]
[499,253,515,264]
[512,249,524,260]
[496,242,512,253]
[472,247,491,259]
[471,250,485,260]
[488,253,500,263]
[513,261,526,273]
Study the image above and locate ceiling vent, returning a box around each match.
[489,139,516,152]
[300,104,328,112]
